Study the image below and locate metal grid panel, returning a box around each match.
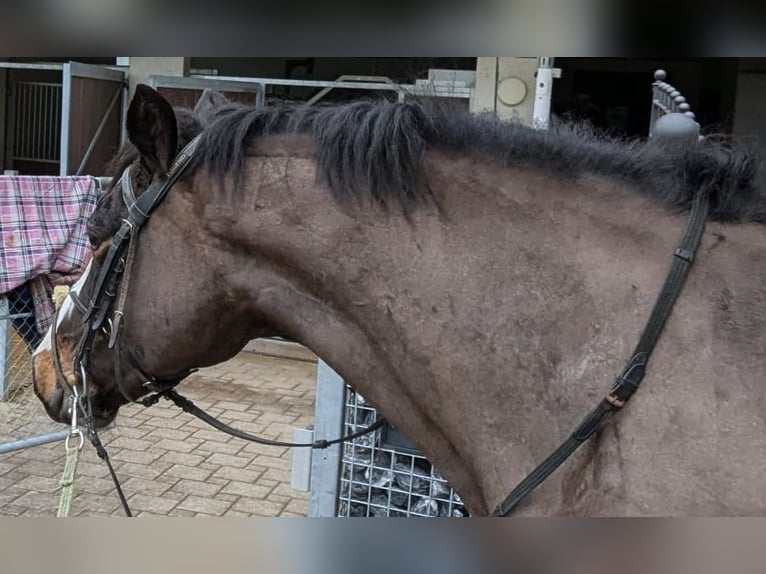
[0,288,65,444]
[337,388,469,517]
[13,82,62,163]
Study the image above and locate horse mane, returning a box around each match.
[136,99,766,224]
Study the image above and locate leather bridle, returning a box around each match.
[50,135,203,423]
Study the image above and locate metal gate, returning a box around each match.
[303,361,468,517]
[649,69,701,141]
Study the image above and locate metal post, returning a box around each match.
[308,359,347,517]
[0,296,10,400]
[533,57,561,130]
[59,63,72,176]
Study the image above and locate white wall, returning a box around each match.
[128,57,188,96]
[472,57,540,125]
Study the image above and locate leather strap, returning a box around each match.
[491,189,711,516]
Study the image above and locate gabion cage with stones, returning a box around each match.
[338,388,469,518]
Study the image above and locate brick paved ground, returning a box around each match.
[0,352,317,517]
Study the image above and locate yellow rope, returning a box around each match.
[56,441,81,517]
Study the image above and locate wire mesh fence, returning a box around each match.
[338,388,469,518]
[0,285,67,443]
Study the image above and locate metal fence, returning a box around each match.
[0,289,68,449]
[649,69,701,142]
[305,360,468,518]
[337,388,468,517]
[12,81,63,164]
[0,174,111,450]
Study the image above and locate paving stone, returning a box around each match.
[110,448,164,465]
[253,454,292,471]
[118,461,174,480]
[271,482,308,499]
[127,494,179,513]
[284,498,309,516]
[190,428,237,444]
[176,495,233,515]
[204,452,254,469]
[193,440,245,456]
[0,488,24,507]
[14,460,61,478]
[220,480,275,500]
[0,504,27,516]
[231,496,286,516]
[168,508,198,517]
[240,443,289,458]
[139,417,189,430]
[70,493,121,514]
[0,460,19,476]
[108,437,156,451]
[153,437,205,453]
[79,476,136,496]
[219,409,262,423]
[13,491,59,512]
[211,465,267,484]
[168,478,224,498]
[162,464,214,482]
[22,508,56,517]
[258,412,301,425]
[6,446,65,464]
[211,400,254,413]
[261,467,292,483]
[12,475,61,494]
[70,461,115,479]
[108,425,153,439]
[223,510,253,517]
[121,476,178,497]
[74,509,119,517]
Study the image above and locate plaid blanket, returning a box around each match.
[0,175,98,334]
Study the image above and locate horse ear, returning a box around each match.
[126,84,178,174]
[193,88,231,124]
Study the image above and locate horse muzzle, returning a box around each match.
[32,350,117,428]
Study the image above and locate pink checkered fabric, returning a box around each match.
[1,175,97,334]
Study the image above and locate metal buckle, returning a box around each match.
[605,392,626,408]
[65,386,85,452]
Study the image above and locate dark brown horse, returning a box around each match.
[33,85,766,516]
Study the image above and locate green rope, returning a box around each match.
[56,443,81,517]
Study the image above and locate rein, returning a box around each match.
[491,188,711,516]
[52,134,385,517]
[143,388,386,449]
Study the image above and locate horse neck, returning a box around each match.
[201,147,688,515]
